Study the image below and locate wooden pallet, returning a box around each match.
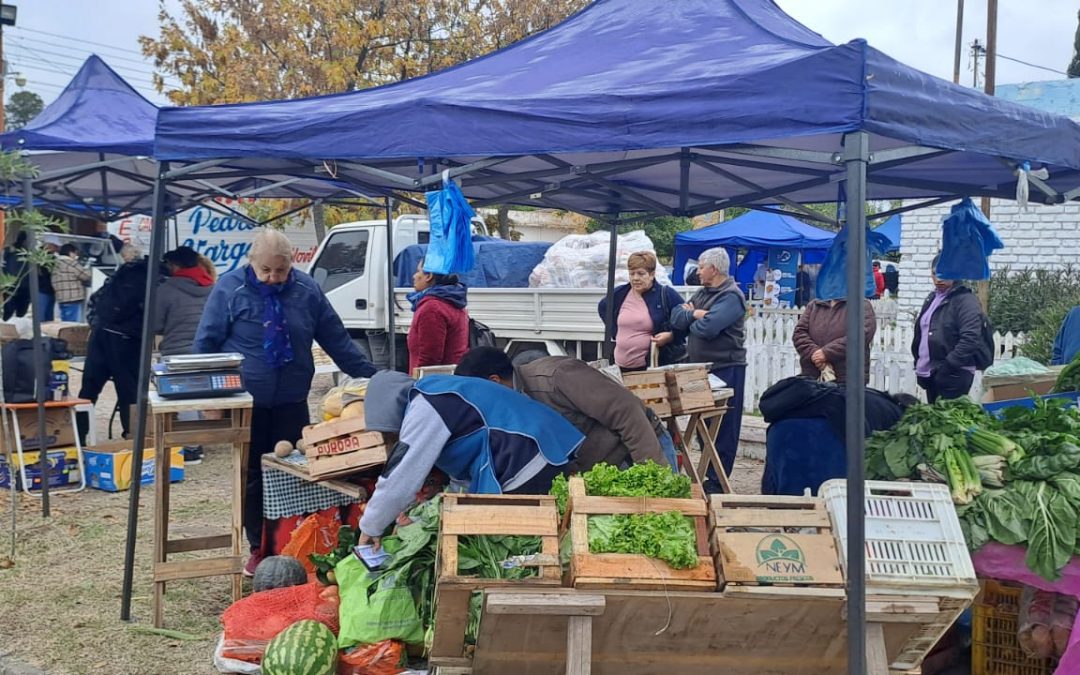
[664,364,714,414]
[620,370,671,417]
[564,476,715,590]
[430,493,563,668]
[708,493,844,590]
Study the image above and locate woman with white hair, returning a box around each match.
[669,246,747,492]
[194,228,377,575]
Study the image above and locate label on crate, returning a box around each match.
[754,535,813,583]
[314,434,364,457]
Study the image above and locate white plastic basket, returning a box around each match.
[820,479,976,591]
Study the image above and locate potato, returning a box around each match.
[273,440,294,458]
[340,401,365,420]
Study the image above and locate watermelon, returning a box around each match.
[262,619,338,675]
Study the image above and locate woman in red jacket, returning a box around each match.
[406,259,470,374]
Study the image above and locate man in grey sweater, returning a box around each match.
[669,246,746,491]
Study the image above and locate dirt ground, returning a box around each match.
[0,369,764,675]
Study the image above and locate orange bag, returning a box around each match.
[281,510,340,574]
[338,640,407,675]
[221,582,340,663]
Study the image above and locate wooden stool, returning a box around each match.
[665,391,734,493]
[149,391,253,628]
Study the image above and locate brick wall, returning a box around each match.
[897,199,1080,317]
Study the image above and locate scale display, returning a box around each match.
[155,369,245,399]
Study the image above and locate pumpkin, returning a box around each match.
[261,619,337,675]
[253,555,308,593]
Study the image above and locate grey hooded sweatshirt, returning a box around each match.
[155,276,213,356]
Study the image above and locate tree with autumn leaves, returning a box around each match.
[140,0,590,105]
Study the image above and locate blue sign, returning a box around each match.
[768,247,799,307]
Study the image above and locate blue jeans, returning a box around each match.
[37,293,55,322]
[58,302,82,322]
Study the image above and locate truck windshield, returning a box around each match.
[311,230,369,292]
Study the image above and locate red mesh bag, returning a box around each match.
[221,582,340,663]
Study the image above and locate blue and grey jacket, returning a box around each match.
[360,374,583,537]
[193,266,376,407]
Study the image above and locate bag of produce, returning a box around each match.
[221,582,340,663]
[337,640,407,675]
[336,555,425,648]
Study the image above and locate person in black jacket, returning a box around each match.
[597,251,686,370]
[77,254,154,441]
[2,232,30,320]
[911,254,990,402]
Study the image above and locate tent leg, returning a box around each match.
[23,176,50,517]
[385,197,396,372]
[842,131,869,675]
[603,219,618,362]
[120,162,170,622]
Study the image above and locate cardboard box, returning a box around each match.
[83,442,184,492]
[41,321,90,357]
[301,416,386,479]
[9,407,76,451]
[0,447,79,490]
[982,367,1063,403]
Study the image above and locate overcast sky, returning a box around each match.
[6,0,1079,108]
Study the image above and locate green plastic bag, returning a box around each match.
[336,554,425,648]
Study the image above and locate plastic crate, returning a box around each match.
[820,479,977,592]
[972,579,1055,675]
[982,392,1080,416]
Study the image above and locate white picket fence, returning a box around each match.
[742,310,1026,412]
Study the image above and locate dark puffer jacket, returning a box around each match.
[910,285,988,373]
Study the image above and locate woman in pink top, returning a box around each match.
[598,251,687,371]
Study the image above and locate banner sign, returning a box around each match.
[767,247,799,308]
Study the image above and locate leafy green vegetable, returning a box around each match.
[587,512,699,570]
[1016,481,1078,582]
[978,489,1030,545]
[1009,441,1080,480]
[1053,352,1080,393]
[310,525,359,585]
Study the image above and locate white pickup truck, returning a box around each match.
[308,216,650,369]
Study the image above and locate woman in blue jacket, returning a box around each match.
[597,251,686,370]
[194,229,377,575]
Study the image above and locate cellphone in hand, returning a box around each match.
[354,544,391,570]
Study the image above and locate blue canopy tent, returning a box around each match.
[672,211,835,284]
[143,1,1080,667]
[871,214,902,253]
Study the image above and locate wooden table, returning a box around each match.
[1,398,92,495]
[149,391,252,628]
[664,388,734,493]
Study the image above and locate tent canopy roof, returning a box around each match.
[675,211,836,251]
[872,215,901,253]
[154,0,1080,218]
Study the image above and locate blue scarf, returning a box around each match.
[246,265,294,368]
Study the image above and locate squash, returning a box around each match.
[253,555,308,593]
[339,401,365,420]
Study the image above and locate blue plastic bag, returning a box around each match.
[937,198,1004,281]
[424,181,477,275]
[815,225,890,301]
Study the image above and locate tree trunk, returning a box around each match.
[312,200,326,243]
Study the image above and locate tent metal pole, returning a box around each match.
[385,197,396,372]
[23,176,50,517]
[120,161,170,622]
[603,218,618,362]
[842,131,869,673]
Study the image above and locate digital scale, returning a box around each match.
[153,353,247,400]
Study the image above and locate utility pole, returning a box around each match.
[953,0,965,84]
[971,39,984,89]
[978,0,998,311]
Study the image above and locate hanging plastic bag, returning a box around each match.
[814,225,889,301]
[937,198,1004,281]
[424,178,476,275]
[336,554,425,649]
[281,510,341,574]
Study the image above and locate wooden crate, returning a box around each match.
[41,321,90,356]
[300,416,386,479]
[708,494,844,590]
[665,364,714,414]
[621,369,671,417]
[564,475,715,590]
[430,493,563,668]
[413,364,457,379]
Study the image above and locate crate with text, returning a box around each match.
[83,442,184,492]
[664,364,715,414]
[300,413,386,479]
[0,447,79,490]
[708,493,844,590]
[563,475,715,590]
[429,493,563,668]
[620,369,671,417]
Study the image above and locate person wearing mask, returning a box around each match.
[406,258,469,374]
[884,264,899,297]
[52,244,92,322]
[3,232,30,321]
[356,370,584,550]
[597,251,686,370]
[455,347,674,472]
[669,247,747,489]
[37,235,61,321]
[872,261,885,300]
[194,229,378,575]
[912,253,992,402]
[793,298,877,384]
[1052,306,1080,366]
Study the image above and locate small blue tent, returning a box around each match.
[672,211,835,284]
[871,215,901,253]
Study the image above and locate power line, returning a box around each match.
[7,41,182,86]
[10,33,162,69]
[8,47,180,91]
[997,53,1068,77]
[11,25,147,57]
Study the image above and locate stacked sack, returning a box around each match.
[529,230,670,288]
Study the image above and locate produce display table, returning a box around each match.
[663,388,733,492]
[149,391,252,628]
[460,587,920,675]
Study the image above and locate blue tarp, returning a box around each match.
[672,211,835,284]
[154,0,1080,218]
[394,237,551,289]
[871,215,901,253]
